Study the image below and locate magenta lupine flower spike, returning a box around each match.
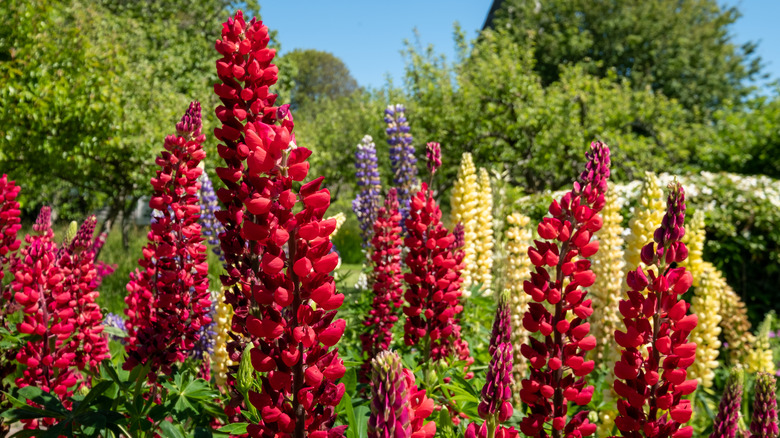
[518,141,610,438]
[123,101,211,379]
[750,372,779,438]
[368,350,436,438]
[403,183,472,367]
[360,189,403,383]
[60,215,110,372]
[426,142,441,175]
[213,11,347,435]
[611,181,698,438]
[467,294,518,438]
[0,175,22,296]
[710,369,744,438]
[12,207,81,428]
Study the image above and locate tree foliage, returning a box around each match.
[281,49,359,110]
[489,0,764,113]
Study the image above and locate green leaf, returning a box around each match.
[215,423,248,435]
[72,381,113,415]
[159,420,187,438]
[17,386,68,414]
[341,368,357,395]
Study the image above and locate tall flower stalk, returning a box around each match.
[199,171,224,259]
[353,135,382,246]
[518,142,610,438]
[687,263,723,389]
[505,212,533,405]
[12,208,80,427]
[475,168,494,295]
[385,104,418,221]
[212,286,234,389]
[710,368,743,438]
[623,172,664,282]
[466,294,517,438]
[360,188,403,383]
[368,350,436,438]
[750,372,779,438]
[612,181,698,437]
[123,101,211,378]
[213,11,346,435]
[0,175,21,291]
[450,152,479,292]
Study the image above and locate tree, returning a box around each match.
[0,0,259,239]
[488,0,764,114]
[280,49,359,110]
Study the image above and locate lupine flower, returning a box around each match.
[518,142,610,438]
[192,291,218,381]
[426,142,441,175]
[368,350,436,438]
[385,104,418,222]
[403,182,471,366]
[199,171,224,259]
[466,295,518,438]
[449,152,479,293]
[90,232,117,289]
[505,212,533,405]
[680,210,705,284]
[745,315,776,374]
[474,168,494,295]
[612,181,698,438]
[213,12,347,435]
[328,212,347,237]
[588,184,626,436]
[710,368,744,438]
[750,372,779,438]
[590,182,625,365]
[687,263,723,389]
[124,101,211,379]
[720,283,755,367]
[212,286,234,389]
[623,172,664,281]
[59,216,110,372]
[103,313,126,343]
[0,174,22,298]
[360,189,403,383]
[12,208,80,427]
[353,135,383,246]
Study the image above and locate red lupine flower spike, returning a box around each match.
[360,188,403,383]
[11,207,81,429]
[518,141,610,438]
[611,181,698,438]
[213,11,346,436]
[710,368,743,438]
[0,174,22,300]
[124,101,211,380]
[750,372,779,438]
[403,182,472,367]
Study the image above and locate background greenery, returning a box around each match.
[2,0,779,321]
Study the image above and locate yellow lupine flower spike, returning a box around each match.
[213,286,235,389]
[687,263,723,389]
[475,168,494,295]
[449,152,479,293]
[623,172,664,283]
[505,212,533,406]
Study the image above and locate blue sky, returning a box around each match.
[259,0,780,91]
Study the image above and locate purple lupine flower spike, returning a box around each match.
[385,104,418,222]
[750,372,779,438]
[353,135,382,246]
[199,171,224,260]
[176,101,202,137]
[710,368,744,438]
[451,222,465,251]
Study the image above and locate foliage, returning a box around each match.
[488,0,763,113]
[281,49,359,110]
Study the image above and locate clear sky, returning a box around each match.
[259,0,780,91]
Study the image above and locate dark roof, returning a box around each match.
[482,0,505,30]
